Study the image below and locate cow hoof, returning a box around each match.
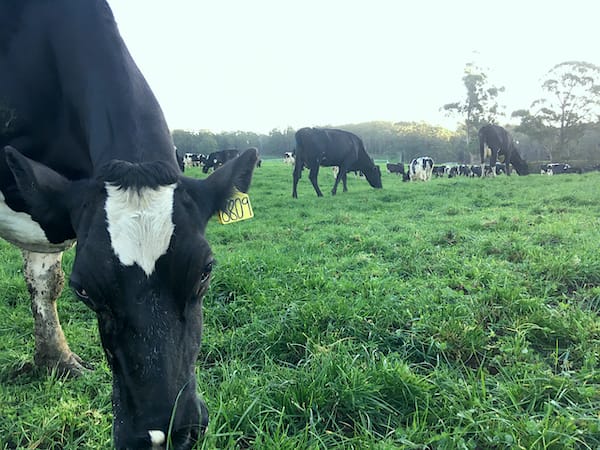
[37,352,92,378]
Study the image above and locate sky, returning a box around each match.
[108,0,598,134]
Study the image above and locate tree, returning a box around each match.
[523,61,600,160]
[442,62,505,151]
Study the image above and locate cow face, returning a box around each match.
[363,164,382,189]
[6,147,258,450]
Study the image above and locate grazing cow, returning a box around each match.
[541,163,582,175]
[432,165,447,177]
[478,125,529,175]
[0,2,258,449]
[292,127,382,197]
[184,153,207,168]
[470,165,483,177]
[386,162,405,176]
[458,164,472,177]
[202,148,241,173]
[408,157,434,181]
[283,151,295,165]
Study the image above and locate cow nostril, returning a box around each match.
[148,430,165,447]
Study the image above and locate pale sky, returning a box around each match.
[108,0,597,134]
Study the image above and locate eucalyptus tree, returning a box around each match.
[442,62,505,150]
[515,61,600,160]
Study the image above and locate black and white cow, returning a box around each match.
[201,149,241,173]
[458,164,472,177]
[478,125,529,176]
[541,162,582,175]
[283,151,295,165]
[470,165,483,177]
[292,127,382,197]
[408,157,434,181]
[0,2,257,449]
[184,153,207,168]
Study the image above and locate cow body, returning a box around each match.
[0,2,257,449]
[202,149,240,173]
[478,125,529,176]
[541,163,582,175]
[408,157,434,181]
[292,127,382,197]
[386,162,405,177]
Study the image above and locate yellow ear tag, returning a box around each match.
[217,189,254,224]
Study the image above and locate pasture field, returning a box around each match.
[1,161,599,449]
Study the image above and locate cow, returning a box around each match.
[478,125,529,176]
[470,165,483,177]
[408,157,434,181]
[184,153,207,168]
[541,163,582,175]
[458,164,472,177]
[386,162,405,177]
[283,151,295,165]
[0,2,258,449]
[201,148,241,173]
[292,127,382,198]
[432,165,447,177]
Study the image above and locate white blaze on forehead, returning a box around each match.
[0,191,74,252]
[105,183,176,276]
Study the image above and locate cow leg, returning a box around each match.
[22,250,88,377]
[505,151,512,175]
[489,149,498,177]
[331,167,346,195]
[308,166,323,197]
[292,162,303,198]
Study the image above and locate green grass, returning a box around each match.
[1,161,599,449]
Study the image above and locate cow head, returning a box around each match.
[363,163,383,189]
[5,146,258,450]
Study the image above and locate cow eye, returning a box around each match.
[70,281,97,310]
[75,288,89,300]
[200,260,214,284]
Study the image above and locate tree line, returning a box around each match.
[173,60,600,165]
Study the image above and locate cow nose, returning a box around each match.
[149,430,165,448]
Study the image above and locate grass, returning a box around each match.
[1,161,599,449]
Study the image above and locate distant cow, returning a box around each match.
[283,151,295,165]
[386,162,405,176]
[432,165,447,177]
[458,164,472,177]
[292,127,382,197]
[202,149,241,173]
[470,165,483,177]
[184,152,206,168]
[408,157,434,181]
[541,163,582,175]
[478,125,529,175]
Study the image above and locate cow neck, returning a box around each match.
[48,2,177,173]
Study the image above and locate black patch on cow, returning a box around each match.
[98,159,180,191]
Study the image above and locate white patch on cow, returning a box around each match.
[105,183,176,277]
[484,143,492,159]
[148,430,166,448]
[24,252,63,322]
[0,191,74,252]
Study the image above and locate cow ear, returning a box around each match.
[189,147,258,217]
[4,146,74,238]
